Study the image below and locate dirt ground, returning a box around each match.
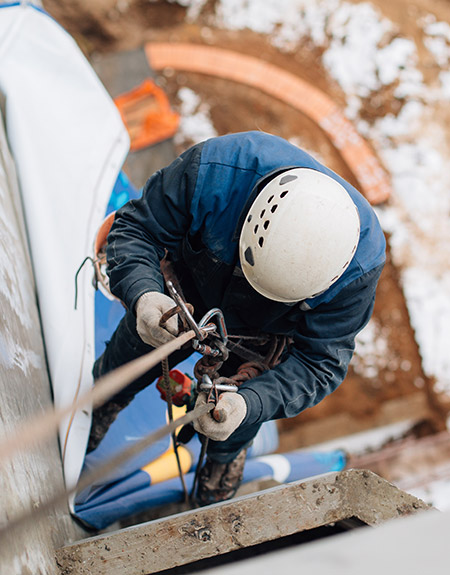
[42,0,450,450]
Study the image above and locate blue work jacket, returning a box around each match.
[107,132,386,426]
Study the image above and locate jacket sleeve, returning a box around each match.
[238,263,384,425]
[106,143,203,311]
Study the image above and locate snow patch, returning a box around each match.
[352,319,390,380]
[174,86,217,146]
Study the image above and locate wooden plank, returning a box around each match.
[56,470,430,575]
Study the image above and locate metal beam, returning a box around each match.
[56,469,431,575]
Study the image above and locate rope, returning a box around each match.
[190,437,208,501]
[0,284,288,532]
[0,330,196,465]
[0,401,214,540]
[161,356,189,503]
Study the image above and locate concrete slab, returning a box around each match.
[56,469,430,575]
[199,503,446,575]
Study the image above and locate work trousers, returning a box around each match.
[93,309,262,463]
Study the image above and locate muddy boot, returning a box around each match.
[87,398,132,454]
[196,449,247,506]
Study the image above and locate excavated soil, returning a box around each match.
[42,0,450,449]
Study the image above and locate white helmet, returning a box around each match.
[239,168,360,303]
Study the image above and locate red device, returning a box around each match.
[156,369,194,407]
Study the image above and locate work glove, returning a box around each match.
[135,291,179,348]
[193,392,247,441]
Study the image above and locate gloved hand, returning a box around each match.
[135,291,178,347]
[193,392,247,441]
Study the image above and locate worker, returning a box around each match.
[88,131,386,506]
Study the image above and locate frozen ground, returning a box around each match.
[173,0,450,402]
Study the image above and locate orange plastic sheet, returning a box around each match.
[114,79,179,151]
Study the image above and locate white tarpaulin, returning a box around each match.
[0,3,129,496]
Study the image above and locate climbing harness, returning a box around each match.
[158,279,289,505]
[83,225,290,506]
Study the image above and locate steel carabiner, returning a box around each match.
[192,307,228,358]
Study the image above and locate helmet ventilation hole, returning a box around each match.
[260,209,265,218]
[254,224,259,234]
[279,174,298,185]
[267,195,274,203]
[263,220,270,230]
[271,204,278,213]
[247,214,253,223]
[280,190,289,198]
[244,247,255,266]
[258,237,264,247]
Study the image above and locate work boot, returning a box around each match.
[196,449,247,506]
[87,398,131,453]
